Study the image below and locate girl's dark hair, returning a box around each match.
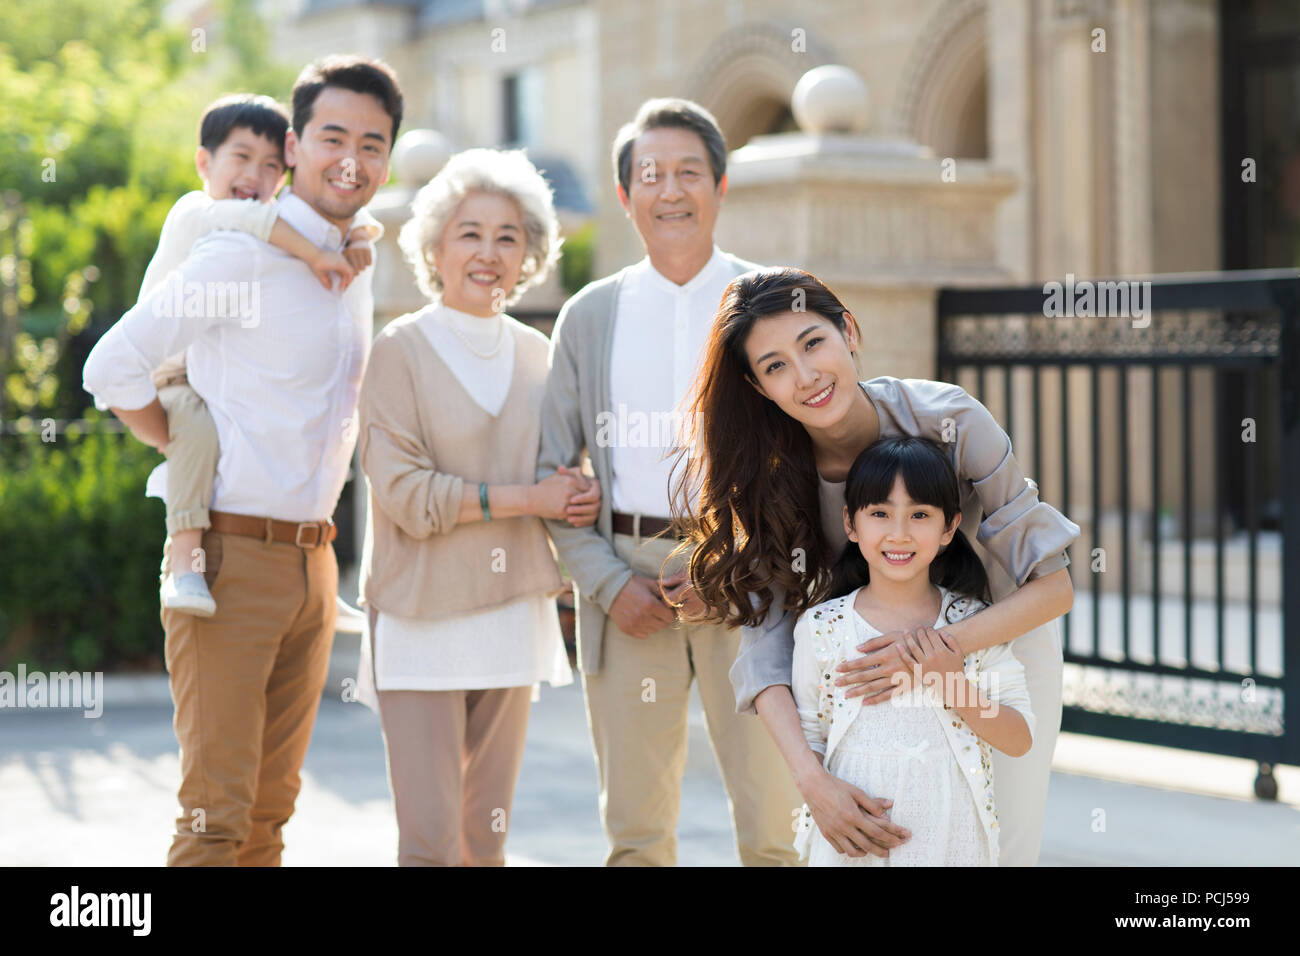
[829,436,990,617]
[667,267,861,628]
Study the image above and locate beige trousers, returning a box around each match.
[160,529,338,866]
[582,532,804,866]
[377,685,533,867]
[157,382,218,536]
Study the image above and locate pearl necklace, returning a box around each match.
[444,308,506,359]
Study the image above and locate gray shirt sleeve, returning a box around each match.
[729,584,796,715]
[945,383,1081,587]
[536,296,633,613]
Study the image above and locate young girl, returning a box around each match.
[791,436,1035,866]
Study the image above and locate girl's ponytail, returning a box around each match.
[931,527,991,614]
[829,539,872,599]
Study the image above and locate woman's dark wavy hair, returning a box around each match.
[829,436,990,618]
[667,267,862,628]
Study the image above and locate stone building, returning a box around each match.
[246,0,1293,618]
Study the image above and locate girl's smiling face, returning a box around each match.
[742,310,860,428]
[844,473,962,585]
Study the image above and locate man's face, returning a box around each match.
[618,126,726,258]
[284,86,392,227]
[197,128,287,203]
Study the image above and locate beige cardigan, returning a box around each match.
[357,310,563,620]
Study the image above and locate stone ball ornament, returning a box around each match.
[792,65,870,135]
[390,129,454,187]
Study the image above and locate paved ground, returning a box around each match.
[3,628,1299,866]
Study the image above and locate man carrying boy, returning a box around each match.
[83,56,403,866]
[132,93,378,621]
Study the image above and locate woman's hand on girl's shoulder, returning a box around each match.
[839,625,965,705]
[896,626,966,696]
[836,631,909,702]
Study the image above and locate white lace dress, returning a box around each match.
[807,612,990,867]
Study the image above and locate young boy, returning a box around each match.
[141,93,381,619]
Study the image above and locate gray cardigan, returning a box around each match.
[729,376,1082,714]
[537,254,760,675]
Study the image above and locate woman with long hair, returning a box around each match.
[670,267,1079,865]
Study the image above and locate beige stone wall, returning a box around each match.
[1150,0,1220,274]
[593,0,959,276]
[269,5,415,79]
[261,0,1244,588]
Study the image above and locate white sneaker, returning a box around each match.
[335,595,367,634]
[162,572,217,617]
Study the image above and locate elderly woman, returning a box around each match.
[355,148,598,867]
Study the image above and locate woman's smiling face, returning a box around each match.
[743,309,861,428]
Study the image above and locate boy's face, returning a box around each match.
[197,128,287,203]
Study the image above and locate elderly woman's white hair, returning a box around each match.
[398,147,563,307]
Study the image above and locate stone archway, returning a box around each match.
[894,0,989,159]
[686,22,835,150]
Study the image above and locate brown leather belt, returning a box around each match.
[611,511,677,539]
[209,510,337,549]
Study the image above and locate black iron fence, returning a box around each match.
[937,269,1299,796]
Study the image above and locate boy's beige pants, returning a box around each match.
[157,382,218,537]
[159,528,337,866]
[581,532,805,866]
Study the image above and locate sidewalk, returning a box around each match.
[2,628,1298,866]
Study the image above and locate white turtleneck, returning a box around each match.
[355,297,573,708]
[416,300,516,416]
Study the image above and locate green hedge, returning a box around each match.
[0,413,165,672]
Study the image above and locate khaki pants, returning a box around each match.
[157,382,218,536]
[377,685,533,866]
[159,529,338,866]
[582,532,804,866]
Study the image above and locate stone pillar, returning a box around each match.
[346,130,452,566]
[712,65,1018,382]
[366,129,455,330]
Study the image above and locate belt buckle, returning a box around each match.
[295,522,321,548]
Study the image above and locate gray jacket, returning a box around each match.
[537,254,760,675]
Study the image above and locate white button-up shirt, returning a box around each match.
[82,187,373,523]
[608,245,736,517]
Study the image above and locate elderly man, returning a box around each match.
[83,56,403,866]
[538,98,802,866]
